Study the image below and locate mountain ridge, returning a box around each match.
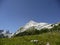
[15,20,53,35]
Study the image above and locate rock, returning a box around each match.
[46,42,50,45]
[30,40,39,43]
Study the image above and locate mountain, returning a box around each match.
[0,21,60,45]
[0,30,13,38]
[15,20,53,35]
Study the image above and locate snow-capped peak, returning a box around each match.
[24,20,38,28]
[27,20,38,24]
[24,20,50,29]
[15,20,53,34]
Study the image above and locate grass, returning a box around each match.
[0,32,60,45]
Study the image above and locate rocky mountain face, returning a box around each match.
[15,20,53,35]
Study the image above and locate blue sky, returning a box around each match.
[0,0,60,33]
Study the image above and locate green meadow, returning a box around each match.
[0,32,60,45]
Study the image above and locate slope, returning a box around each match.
[0,32,60,45]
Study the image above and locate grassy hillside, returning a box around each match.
[0,32,60,45]
[0,23,60,45]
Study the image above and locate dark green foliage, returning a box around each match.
[50,23,60,32]
[15,29,40,36]
[0,34,5,38]
[56,42,60,45]
[39,28,49,34]
[15,28,49,37]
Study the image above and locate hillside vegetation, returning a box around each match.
[0,32,60,45]
[0,23,60,45]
